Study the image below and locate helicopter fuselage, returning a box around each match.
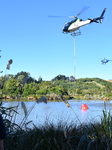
[101,59,112,64]
[62,8,106,33]
[62,18,91,33]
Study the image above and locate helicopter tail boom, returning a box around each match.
[90,8,106,23]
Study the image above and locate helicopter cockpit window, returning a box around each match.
[65,23,68,27]
[64,23,70,28]
[65,22,70,26]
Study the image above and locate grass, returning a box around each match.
[1,100,112,150]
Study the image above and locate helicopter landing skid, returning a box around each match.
[71,30,81,36]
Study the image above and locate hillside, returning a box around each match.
[51,76,112,98]
[1,72,112,100]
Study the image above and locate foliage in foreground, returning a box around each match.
[4,118,112,150]
[1,101,112,150]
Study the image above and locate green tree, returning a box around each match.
[106,84,111,94]
[70,76,74,82]
[77,88,82,94]
[3,77,22,96]
[15,71,30,79]
[36,89,48,95]
[23,82,39,97]
[38,76,42,82]
[17,75,25,84]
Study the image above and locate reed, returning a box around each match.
[77,102,112,150]
[1,98,112,150]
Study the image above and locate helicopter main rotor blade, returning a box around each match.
[76,6,89,17]
[48,15,69,18]
[48,6,89,19]
[48,15,76,19]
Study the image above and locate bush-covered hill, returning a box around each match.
[0,72,112,99]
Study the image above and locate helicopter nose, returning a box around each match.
[62,27,68,32]
[63,29,67,32]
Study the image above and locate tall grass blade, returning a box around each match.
[59,94,81,124]
[59,94,70,108]
[21,101,27,116]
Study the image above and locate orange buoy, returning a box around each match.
[103,98,106,101]
[81,104,88,110]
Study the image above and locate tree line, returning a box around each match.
[0,71,112,99]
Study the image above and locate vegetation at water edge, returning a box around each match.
[1,72,112,100]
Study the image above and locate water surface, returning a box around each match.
[2,100,112,127]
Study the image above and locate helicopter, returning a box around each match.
[62,8,106,34]
[101,58,112,64]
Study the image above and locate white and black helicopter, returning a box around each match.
[49,7,106,35]
[62,7,106,34]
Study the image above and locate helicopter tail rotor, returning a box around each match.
[89,8,106,23]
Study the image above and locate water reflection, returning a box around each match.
[81,109,88,124]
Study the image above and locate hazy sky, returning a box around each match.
[0,0,111,81]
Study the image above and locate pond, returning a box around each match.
[2,99,112,128]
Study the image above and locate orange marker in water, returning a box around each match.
[103,98,106,101]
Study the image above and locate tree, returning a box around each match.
[36,89,48,95]
[70,76,74,82]
[3,77,22,96]
[15,71,30,79]
[38,76,42,82]
[106,84,111,94]
[52,74,69,81]
[17,75,25,84]
[77,88,82,94]
[23,82,39,97]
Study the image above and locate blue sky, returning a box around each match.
[0,0,111,81]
